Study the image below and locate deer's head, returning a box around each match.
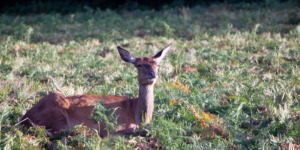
[118,44,171,85]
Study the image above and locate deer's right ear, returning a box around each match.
[117,46,137,63]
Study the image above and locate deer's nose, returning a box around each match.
[149,72,157,79]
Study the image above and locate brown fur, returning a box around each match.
[20,44,172,136]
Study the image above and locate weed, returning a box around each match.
[0,2,299,149]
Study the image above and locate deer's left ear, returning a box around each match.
[153,43,172,63]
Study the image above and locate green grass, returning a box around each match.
[0,2,300,149]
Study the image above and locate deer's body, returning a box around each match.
[21,93,138,136]
[20,44,171,136]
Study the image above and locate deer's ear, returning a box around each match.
[117,46,136,63]
[153,43,172,63]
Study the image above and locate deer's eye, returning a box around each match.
[150,61,156,64]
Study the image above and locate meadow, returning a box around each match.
[0,2,299,149]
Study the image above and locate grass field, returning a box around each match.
[0,2,300,149]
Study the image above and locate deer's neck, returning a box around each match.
[135,84,155,125]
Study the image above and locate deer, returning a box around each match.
[20,44,172,137]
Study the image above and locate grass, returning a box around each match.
[0,2,300,149]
